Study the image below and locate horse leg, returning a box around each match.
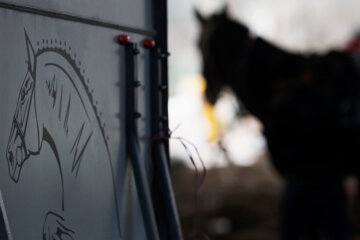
[42,211,75,240]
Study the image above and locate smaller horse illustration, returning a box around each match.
[6,30,122,240]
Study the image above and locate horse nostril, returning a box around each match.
[8,151,13,164]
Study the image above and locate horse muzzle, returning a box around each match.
[6,121,29,182]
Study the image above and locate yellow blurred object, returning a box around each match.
[198,75,207,93]
[177,75,207,95]
[199,75,221,142]
[204,102,220,142]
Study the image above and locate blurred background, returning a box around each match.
[167,0,360,239]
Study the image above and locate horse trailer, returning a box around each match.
[0,1,182,239]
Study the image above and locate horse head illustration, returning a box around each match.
[6,31,41,182]
[4,30,122,239]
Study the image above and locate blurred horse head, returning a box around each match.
[196,8,250,105]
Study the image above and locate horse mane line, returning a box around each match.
[35,45,110,151]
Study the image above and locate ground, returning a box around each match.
[171,154,283,239]
[172,153,360,239]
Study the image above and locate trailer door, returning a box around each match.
[0,0,181,239]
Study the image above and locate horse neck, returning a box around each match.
[34,51,95,162]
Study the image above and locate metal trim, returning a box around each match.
[0,1,156,36]
[0,191,13,240]
[124,42,160,240]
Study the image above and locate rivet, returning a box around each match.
[118,35,131,44]
[143,39,156,49]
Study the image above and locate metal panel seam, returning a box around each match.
[0,190,12,240]
[0,1,156,36]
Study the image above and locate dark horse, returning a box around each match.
[197,9,360,239]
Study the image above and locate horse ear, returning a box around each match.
[194,9,205,24]
[220,5,228,18]
[24,29,36,75]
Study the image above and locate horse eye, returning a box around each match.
[21,89,25,101]
[25,77,30,87]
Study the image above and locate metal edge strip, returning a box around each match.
[0,1,157,36]
[0,190,13,240]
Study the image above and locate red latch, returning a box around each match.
[143,39,156,49]
[118,35,131,44]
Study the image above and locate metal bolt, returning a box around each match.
[159,85,167,91]
[134,81,141,87]
[159,52,170,59]
[133,48,140,55]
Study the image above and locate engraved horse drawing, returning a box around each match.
[5,31,122,240]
